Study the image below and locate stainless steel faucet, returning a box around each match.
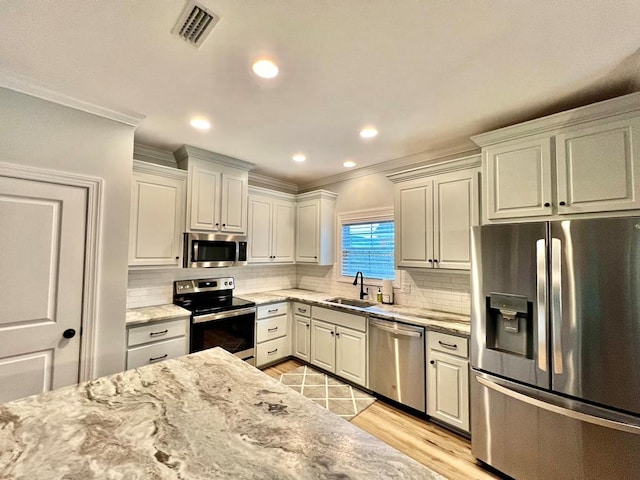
[352,271,366,299]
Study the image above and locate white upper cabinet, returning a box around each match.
[473,92,640,222]
[295,190,337,265]
[247,187,296,263]
[129,161,186,267]
[175,145,254,234]
[388,155,481,270]
[484,137,553,219]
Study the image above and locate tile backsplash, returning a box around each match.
[128,264,470,315]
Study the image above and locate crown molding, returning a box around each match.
[133,143,178,168]
[248,185,297,200]
[296,189,338,201]
[174,145,256,171]
[298,141,479,191]
[132,159,186,180]
[471,91,640,147]
[0,67,145,127]
[386,154,481,183]
[248,172,299,194]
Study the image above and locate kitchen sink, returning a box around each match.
[325,297,377,308]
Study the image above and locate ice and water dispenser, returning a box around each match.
[485,293,533,358]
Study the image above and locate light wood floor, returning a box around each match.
[262,359,504,480]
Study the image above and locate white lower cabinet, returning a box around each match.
[126,317,189,370]
[426,331,470,433]
[292,303,311,361]
[255,302,290,367]
[309,307,367,387]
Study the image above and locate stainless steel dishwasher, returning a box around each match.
[368,318,425,412]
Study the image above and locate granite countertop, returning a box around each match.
[125,304,191,326]
[0,348,443,480]
[240,288,471,336]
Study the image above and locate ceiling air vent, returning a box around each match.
[172,1,220,48]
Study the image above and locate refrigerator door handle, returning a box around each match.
[476,375,640,435]
[536,239,548,372]
[551,237,563,374]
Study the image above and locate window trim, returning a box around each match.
[337,207,397,287]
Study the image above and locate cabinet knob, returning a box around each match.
[222,223,226,227]
[428,259,433,263]
[330,331,335,336]
[336,332,341,338]
[559,201,566,206]
[215,223,220,227]
[175,256,180,260]
[544,202,550,207]
[430,360,435,365]
[433,259,438,263]
[305,323,310,328]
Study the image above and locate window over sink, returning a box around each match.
[339,208,395,282]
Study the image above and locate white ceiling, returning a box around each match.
[1,0,640,186]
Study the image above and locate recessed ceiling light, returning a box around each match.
[190,118,211,130]
[343,160,357,168]
[292,154,306,162]
[252,59,279,79]
[359,127,378,138]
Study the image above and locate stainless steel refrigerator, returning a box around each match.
[470,218,640,480]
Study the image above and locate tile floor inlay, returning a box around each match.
[279,365,376,420]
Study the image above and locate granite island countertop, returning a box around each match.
[239,288,471,336]
[0,348,443,480]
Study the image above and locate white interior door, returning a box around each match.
[0,176,86,403]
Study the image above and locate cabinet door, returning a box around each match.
[272,199,295,262]
[129,171,185,266]
[484,137,553,220]
[335,326,367,387]
[433,170,479,270]
[395,180,433,267]
[247,195,273,263]
[220,173,247,233]
[296,199,319,263]
[427,350,469,432]
[310,319,335,372]
[556,116,640,214]
[190,164,220,231]
[293,314,311,361]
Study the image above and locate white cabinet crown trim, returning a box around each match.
[471,92,640,147]
[132,160,187,180]
[174,145,255,171]
[387,154,481,183]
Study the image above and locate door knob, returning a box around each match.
[63,329,76,339]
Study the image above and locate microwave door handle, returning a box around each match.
[536,239,548,372]
[551,237,563,375]
[192,241,199,263]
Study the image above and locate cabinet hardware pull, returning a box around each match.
[559,201,566,206]
[267,327,278,332]
[438,340,457,349]
[149,354,168,363]
[150,329,168,337]
[222,223,226,227]
[336,332,341,338]
[428,259,433,262]
[430,360,435,365]
[305,323,310,328]
[544,202,551,207]
[433,259,439,263]
[267,348,278,355]
[330,331,334,336]
[268,309,279,313]
[297,308,307,313]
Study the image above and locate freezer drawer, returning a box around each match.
[368,318,425,412]
[471,370,640,480]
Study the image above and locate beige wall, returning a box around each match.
[321,173,395,214]
[0,87,135,377]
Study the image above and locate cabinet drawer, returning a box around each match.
[312,306,366,332]
[256,336,290,366]
[126,337,187,370]
[128,318,189,347]
[257,302,288,319]
[293,302,311,317]
[256,315,288,343]
[428,331,468,358]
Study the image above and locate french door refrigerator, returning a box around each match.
[470,218,640,480]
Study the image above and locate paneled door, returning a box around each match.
[0,176,86,403]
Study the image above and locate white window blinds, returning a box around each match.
[341,221,395,280]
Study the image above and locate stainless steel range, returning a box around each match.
[173,277,256,364]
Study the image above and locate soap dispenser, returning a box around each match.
[376,287,383,302]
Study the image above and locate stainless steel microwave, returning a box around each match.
[183,233,248,268]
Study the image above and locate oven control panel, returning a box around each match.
[174,277,234,294]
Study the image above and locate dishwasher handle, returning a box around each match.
[369,320,423,337]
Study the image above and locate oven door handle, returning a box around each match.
[193,306,256,324]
